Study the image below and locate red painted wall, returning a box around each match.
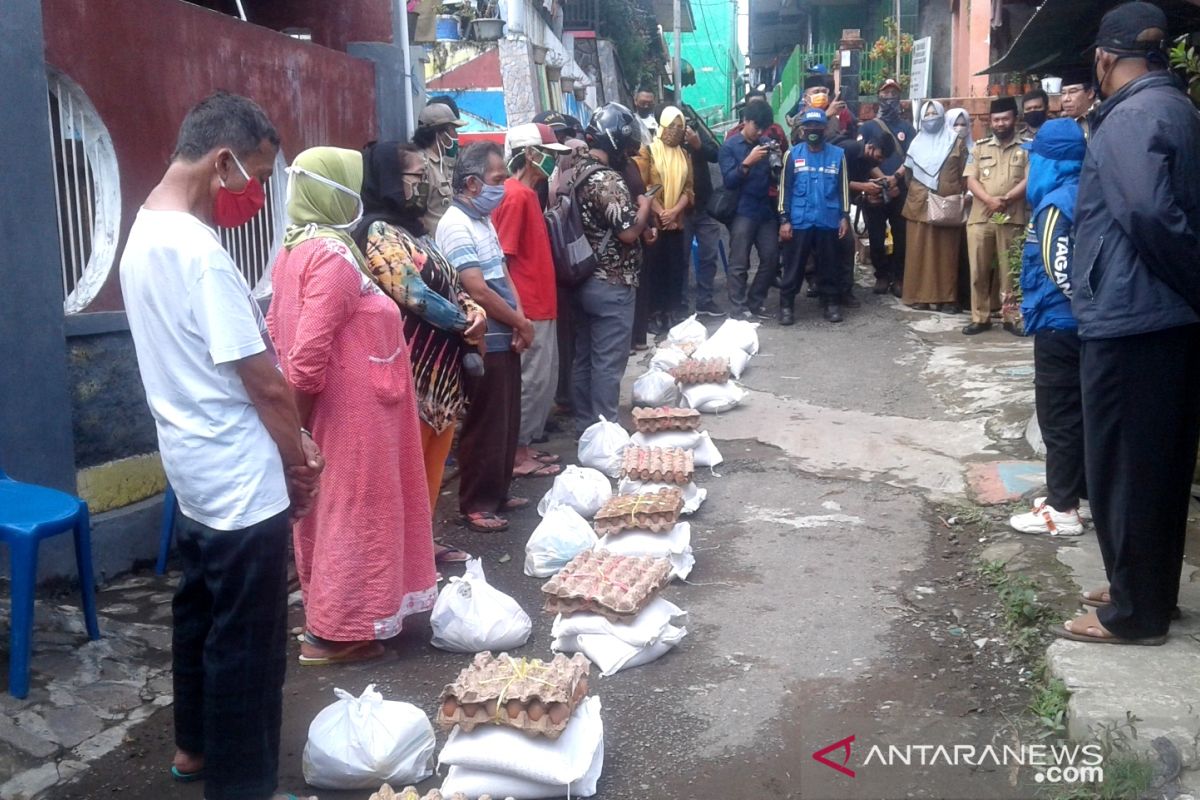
[42,0,380,311]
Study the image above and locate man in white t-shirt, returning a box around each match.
[120,92,321,800]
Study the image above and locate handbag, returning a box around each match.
[926,191,966,227]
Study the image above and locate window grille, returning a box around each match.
[218,150,288,299]
[46,70,121,314]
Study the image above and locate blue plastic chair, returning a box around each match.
[0,468,100,698]
[154,485,176,575]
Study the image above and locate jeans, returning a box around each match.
[571,276,635,434]
[173,509,290,800]
[727,214,779,311]
[863,195,907,284]
[687,209,724,307]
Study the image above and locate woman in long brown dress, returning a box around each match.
[900,100,968,313]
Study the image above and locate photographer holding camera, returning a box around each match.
[719,100,784,318]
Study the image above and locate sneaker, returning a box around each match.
[779,307,795,326]
[750,306,772,320]
[696,300,724,317]
[823,304,843,323]
[1009,500,1084,536]
[1032,496,1092,522]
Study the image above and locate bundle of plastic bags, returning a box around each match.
[577,416,630,478]
[648,345,689,372]
[303,685,435,789]
[524,506,598,578]
[618,477,707,514]
[665,314,707,349]
[629,430,723,467]
[438,696,604,799]
[551,598,688,677]
[431,559,532,653]
[536,466,612,518]
[692,339,752,379]
[596,522,695,580]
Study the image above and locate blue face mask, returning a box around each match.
[472,181,507,215]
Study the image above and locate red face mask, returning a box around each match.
[213,152,266,228]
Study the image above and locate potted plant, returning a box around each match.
[988,80,1002,97]
[561,75,575,92]
[468,0,504,40]
[531,43,549,65]
[1006,73,1022,96]
[436,0,464,40]
[574,82,589,102]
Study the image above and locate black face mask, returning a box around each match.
[1024,110,1047,129]
[879,98,901,119]
[805,130,825,146]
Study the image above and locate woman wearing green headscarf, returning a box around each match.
[266,147,437,665]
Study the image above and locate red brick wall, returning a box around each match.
[42,0,380,310]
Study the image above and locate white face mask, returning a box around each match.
[285,166,364,230]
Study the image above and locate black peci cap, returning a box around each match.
[990,96,1018,115]
[1057,64,1094,89]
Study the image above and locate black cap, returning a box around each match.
[803,74,835,91]
[1058,64,1094,88]
[990,96,1018,115]
[562,114,583,134]
[533,110,569,130]
[1092,1,1168,52]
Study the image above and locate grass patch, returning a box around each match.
[980,559,1054,654]
[1028,673,1070,738]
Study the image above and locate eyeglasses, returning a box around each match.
[1062,86,1088,96]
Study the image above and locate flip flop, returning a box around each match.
[512,462,561,478]
[501,496,530,511]
[1080,592,1182,620]
[435,543,472,563]
[298,639,386,666]
[460,511,509,532]
[170,765,204,783]
[530,450,561,465]
[1053,618,1167,646]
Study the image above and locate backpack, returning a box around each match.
[545,162,612,288]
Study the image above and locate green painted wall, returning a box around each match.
[666,0,739,124]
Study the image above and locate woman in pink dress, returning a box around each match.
[267,147,437,665]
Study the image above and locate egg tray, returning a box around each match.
[592,488,683,535]
[541,550,672,620]
[372,787,512,800]
[437,652,591,739]
[620,446,694,485]
[669,357,731,386]
[631,406,702,434]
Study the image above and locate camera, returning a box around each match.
[758,136,784,174]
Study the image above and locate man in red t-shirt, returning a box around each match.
[495,123,570,477]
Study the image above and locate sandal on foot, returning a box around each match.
[298,636,386,666]
[435,542,472,563]
[460,511,509,532]
[501,496,530,511]
[170,765,204,783]
[1080,590,1182,619]
[1053,615,1167,646]
[512,462,562,478]
[530,450,561,465]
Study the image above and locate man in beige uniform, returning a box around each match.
[963,96,1030,335]
[414,102,467,235]
[1058,64,1099,140]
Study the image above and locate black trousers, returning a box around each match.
[174,508,290,800]
[863,195,907,284]
[1034,329,1086,510]
[460,350,521,514]
[648,230,688,318]
[555,283,573,406]
[1082,324,1200,638]
[781,227,839,306]
[632,259,650,345]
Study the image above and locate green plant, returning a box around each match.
[1006,224,1027,320]
[979,559,1052,652]
[1042,714,1154,800]
[1028,677,1070,737]
[597,0,664,90]
[1169,34,1200,106]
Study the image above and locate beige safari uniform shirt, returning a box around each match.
[420,147,455,236]
[964,134,1031,226]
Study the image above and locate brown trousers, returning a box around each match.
[966,222,1021,324]
[458,350,521,515]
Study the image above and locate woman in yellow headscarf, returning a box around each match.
[266,147,437,666]
[637,106,694,334]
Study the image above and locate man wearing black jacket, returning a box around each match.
[1062,3,1200,646]
[681,105,724,316]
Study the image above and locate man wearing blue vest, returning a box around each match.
[779,109,850,324]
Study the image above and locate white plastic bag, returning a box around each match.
[430,559,532,653]
[682,380,745,414]
[632,370,681,407]
[440,739,603,799]
[302,685,434,789]
[536,466,613,518]
[706,318,760,355]
[551,598,688,676]
[649,345,689,372]
[577,415,631,478]
[439,696,603,786]
[692,339,752,379]
[618,478,707,514]
[666,314,707,348]
[629,430,723,467]
[596,522,694,580]
[524,506,598,578]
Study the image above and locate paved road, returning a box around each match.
[51,285,1050,800]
